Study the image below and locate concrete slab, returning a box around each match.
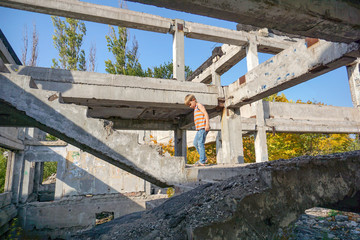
[0,73,187,187]
[128,0,360,43]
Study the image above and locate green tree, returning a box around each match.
[51,16,87,71]
[105,26,144,76]
[0,148,8,193]
[144,61,193,79]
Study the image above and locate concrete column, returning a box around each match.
[247,40,268,162]
[172,19,185,81]
[20,158,35,203]
[33,162,42,195]
[174,129,187,163]
[220,107,244,164]
[347,59,360,108]
[4,151,15,192]
[215,131,223,164]
[11,151,25,204]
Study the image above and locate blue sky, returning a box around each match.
[0,0,353,107]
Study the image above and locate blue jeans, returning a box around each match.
[193,129,208,164]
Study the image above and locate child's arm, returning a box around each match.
[197,103,210,131]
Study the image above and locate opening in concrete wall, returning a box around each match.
[0,147,11,193]
[280,66,352,107]
[38,161,57,202]
[96,211,114,225]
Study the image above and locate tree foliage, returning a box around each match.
[105,26,144,76]
[51,17,87,71]
[144,61,193,79]
[105,26,192,79]
[0,148,8,193]
[243,93,359,163]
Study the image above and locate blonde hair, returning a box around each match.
[184,94,196,106]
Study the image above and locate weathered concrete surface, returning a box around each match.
[0,192,17,236]
[0,0,301,47]
[128,0,360,43]
[75,151,360,239]
[227,39,360,107]
[18,193,167,239]
[24,144,149,198]
[0,127,24,150]
[0,73,186,187]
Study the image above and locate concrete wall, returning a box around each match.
[0,192,17,236]
[24,144,148,199]
[18,193,167,239]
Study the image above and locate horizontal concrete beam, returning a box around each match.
[0,127,24,150]
[0,73,187,187]
[112,119,178,130]
[226,39,360,107]
[128,0,360,43]
[190,45,247,83]
[209,102,360,134]
[6,64,219,109]
[0,0,172,33]
[0,0,300,48]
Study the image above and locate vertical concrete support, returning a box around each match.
[33,162,42,195]
[55,160,64,200]
[215,131,223,164]
[172,19,185,81]
[220,107,244,164]
[174,129,187,163]
[347,59,360,108]
[11,151,25,204]
[20,157,35,203]
[4,151,15,192]
[247,40,268,162]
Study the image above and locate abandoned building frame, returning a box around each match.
[0,0,359,238]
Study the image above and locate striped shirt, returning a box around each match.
[194,104,206,130]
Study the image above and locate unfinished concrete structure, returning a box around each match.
[0,0,359,238]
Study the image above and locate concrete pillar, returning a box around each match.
[20,158,35,203]
[11,151,25,204]
[220,107,244,164]
[4,151,15,192]
[215,131,223,164]
[174,129,187,163]
[172,19,185,81]
[33,162,42,195]
[347,59,360,108]
[247,40,268,162]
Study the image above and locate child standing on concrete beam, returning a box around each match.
[185,94,210,166]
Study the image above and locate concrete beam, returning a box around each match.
[190,45,247,83]
[264,101,360,134]
[0,73,187,187]
[6,64,218,109]
[207,102,360,134]
[0,0,172,34]
[347,59,360,108]
[112,119,178,130]
[128,0,360,43]
[0,0,301,48]
[226,39,360,107]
